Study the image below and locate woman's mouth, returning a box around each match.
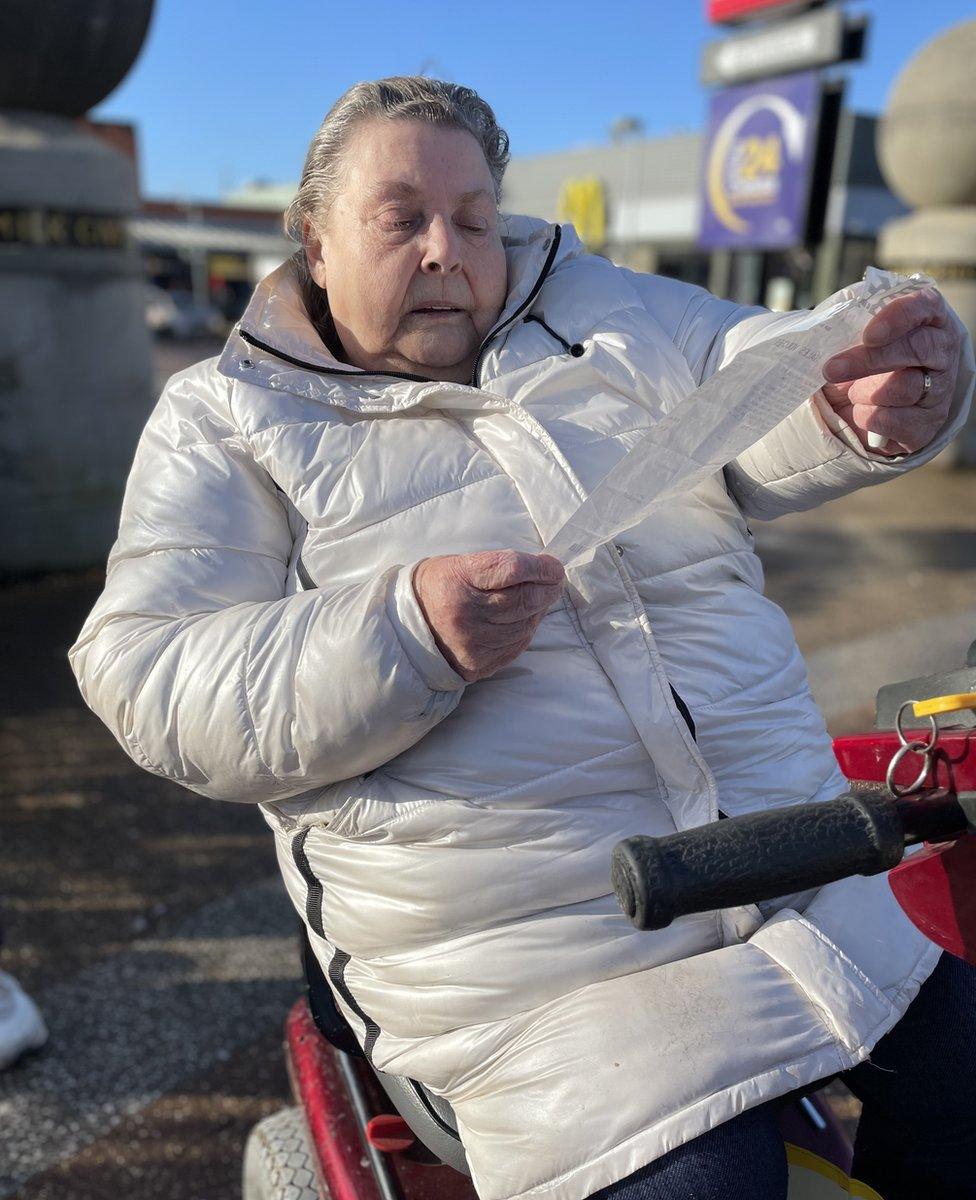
[410,304,465,317]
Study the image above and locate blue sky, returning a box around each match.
[95,0,974,201]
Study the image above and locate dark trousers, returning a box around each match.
[588,952,976,1200]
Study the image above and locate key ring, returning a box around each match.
[886,701,938,797]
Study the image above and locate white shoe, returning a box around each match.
[0,969,48,1068]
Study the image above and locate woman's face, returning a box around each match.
[305,119,508,383]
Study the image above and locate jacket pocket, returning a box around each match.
[302,776,442,843]
[263,776,366,833]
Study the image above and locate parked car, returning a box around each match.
[145,286,227,340]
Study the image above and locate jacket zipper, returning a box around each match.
[469,224,563,387]
[267,232,717,819]
[286,231,563,595]
[669,685,696,741]
[522,312,585,358]
[666,684,727,817]
[237,329,430,383]
[236,224,564,391]
[296,555,316,590]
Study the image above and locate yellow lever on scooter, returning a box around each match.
[913,693,976,718]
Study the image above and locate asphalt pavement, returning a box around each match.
[1,334,974,1197]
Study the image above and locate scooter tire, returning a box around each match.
[243,1106,324,1200]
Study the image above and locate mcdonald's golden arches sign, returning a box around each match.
[557,176,606,250]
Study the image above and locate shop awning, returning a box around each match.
[130,216,293,257]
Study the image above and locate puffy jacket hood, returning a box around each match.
[218,214,575,413]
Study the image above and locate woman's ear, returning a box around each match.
[303,216,327,289]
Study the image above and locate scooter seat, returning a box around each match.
[300,924,470,1175]
[371,1066,470,1175]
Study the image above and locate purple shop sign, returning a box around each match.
[698,70,821,251]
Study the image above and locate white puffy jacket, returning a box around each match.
[69,216,974,1200]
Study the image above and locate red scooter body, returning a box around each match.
[834,726,976,964]
[281,995,851,1200]
[285,1000,478,1200]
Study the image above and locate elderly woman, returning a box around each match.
[69,78,975,1200]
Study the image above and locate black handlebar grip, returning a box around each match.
[611,792,905,931]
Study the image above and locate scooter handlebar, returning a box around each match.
[611,792,907,931]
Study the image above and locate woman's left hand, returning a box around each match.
[821,285,960,455]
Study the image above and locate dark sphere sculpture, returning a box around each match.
[0,0,155,117]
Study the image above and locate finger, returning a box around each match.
[481,580,564,623]
[847,368,936,409]
[533,553,566,583]
[864,437,903,458]
[851,401,943,452]
[862,286,946,346]
[469,632,537,680]
[824,326,955,382]
[464,549,565,591]
[475,616,538,648]
[463,549,540,590]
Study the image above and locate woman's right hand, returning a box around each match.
[412,550,566,683]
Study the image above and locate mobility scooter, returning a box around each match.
[244,648,976,1200]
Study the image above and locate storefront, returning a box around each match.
[131,200,293,321]
[501,110,906,309]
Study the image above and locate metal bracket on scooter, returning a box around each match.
[875,640,976,732]
[955,791,976,833]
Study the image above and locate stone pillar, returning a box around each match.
[877,18,976,465]
[0,0,155,571]
[0,114,154,570]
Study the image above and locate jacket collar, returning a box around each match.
[217,214,577,414]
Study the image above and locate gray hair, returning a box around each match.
[283,76,511,338]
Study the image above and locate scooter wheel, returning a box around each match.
[243,1106,324,1200]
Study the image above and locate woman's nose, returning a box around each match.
[420,216,462,274]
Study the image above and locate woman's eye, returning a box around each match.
[380,214,417,232]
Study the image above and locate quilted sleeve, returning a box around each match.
[713,299,974,520]
[621,268,975,520]
[67,361,465,804]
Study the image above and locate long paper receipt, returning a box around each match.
[546,268,927,568]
